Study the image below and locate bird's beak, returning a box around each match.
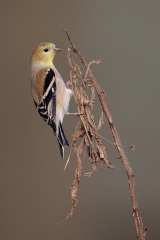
[54,46,63,53]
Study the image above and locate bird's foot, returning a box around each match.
[66,80,72,88]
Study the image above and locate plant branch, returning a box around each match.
[64,30,146,240]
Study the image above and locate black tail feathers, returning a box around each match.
[57,121,69,158]
[58,121,69,147]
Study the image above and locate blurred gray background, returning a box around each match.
[1,0,160,239]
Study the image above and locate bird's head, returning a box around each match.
[31,42,63,65]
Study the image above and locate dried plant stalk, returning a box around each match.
[64,30,146,240]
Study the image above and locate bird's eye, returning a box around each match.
[44,48,49,52]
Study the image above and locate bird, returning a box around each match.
[30,42,73,158]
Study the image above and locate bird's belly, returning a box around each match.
[56,88,71,121]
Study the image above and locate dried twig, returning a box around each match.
[64,30,146,240]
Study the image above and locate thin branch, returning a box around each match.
[64,31,146,240]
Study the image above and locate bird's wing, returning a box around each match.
[34,68,57,133]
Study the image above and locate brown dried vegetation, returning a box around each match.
[63,31,146,240]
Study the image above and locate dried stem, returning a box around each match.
[64,30,146,240]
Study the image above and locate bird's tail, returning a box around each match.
[57,121,69,158]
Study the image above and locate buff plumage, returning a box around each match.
[31,42,73,158]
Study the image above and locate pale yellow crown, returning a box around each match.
[31,42,62,65]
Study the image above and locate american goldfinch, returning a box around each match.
[31,42,73,158]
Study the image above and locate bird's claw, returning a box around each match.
[66,80,72,88]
